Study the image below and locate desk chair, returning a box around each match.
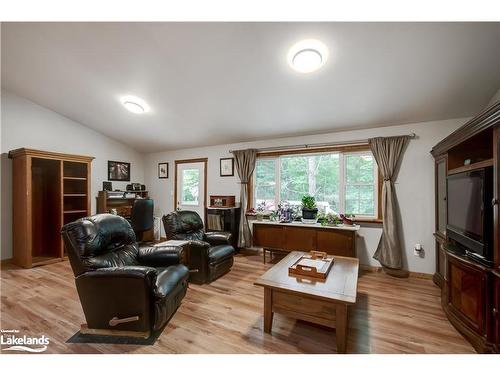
[131,198,154,243]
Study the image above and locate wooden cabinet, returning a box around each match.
[252,222,357,260]
[493,272,500,351]
[206,207,241,248]
[431,101,500,353]
[9,148,93,268]
[447,253,487,335]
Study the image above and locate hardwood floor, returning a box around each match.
[0,251,475,354]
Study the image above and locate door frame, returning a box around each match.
[174,158,208,223]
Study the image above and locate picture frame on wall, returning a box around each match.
[108,160,131,181]
[158,162,169,179]
[220,157,234,177]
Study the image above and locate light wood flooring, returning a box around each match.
[0,251,475,354]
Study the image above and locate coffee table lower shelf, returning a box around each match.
[255,251,359,354]
[262,287,349,353]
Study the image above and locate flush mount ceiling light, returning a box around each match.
[120,95,150,114]
[287,39,328,73]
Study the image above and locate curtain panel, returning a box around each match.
[232,149,257,248]
[368,136,410,270]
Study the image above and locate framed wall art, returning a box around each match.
[220,158,234,177]
[158,162,169,179]
[108,160,130,181]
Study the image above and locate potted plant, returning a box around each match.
[301,195,318,220]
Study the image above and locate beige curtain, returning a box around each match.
[232,149,257,248]
[369,136,410,270]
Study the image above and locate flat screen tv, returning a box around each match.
[446,167,493,263]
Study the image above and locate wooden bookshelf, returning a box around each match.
[8,148,94,268]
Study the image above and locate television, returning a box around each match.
[446,167,493,264]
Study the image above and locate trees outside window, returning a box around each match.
[182,169,200,205]
[254,151,378,218]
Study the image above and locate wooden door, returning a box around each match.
[494,272,500,350]
[434,155,447,286]
[447,255,487,335]
[435,156,447,237]
[493,126,500,267]
[283,226,316,251]
[316,229,355,257]
[12,154,32,268]
[252,224,284,250]
[433,235,446,288]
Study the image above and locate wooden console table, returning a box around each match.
[252,221,359,262]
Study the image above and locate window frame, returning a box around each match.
[341,150,379,219]
[251,145,382,222]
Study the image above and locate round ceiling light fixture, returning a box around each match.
[121,95,150,114]
[288,39,328,73]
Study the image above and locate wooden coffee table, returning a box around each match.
[254,251,359,353]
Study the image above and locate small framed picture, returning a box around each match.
[220,158,234,177]
[108,161,130,181]
[158,162,169,179]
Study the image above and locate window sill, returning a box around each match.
[355,218,383,224]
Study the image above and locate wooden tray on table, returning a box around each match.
[288,251,334,280]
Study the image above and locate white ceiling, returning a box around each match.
[2,22,500,152]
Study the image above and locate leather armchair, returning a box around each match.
[162,210,235,284]
[61,214,189,336]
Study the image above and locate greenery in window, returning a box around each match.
[254,151,377,217]
[182,169,200,203]
[345,154,375,216]
[280,154,339,211]
[254,159,276,210]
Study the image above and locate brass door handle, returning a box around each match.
[109,315,139,327]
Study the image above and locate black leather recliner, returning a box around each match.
[61,214,189,336]
[162,210,235,284]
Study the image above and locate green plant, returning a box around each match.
[301,195,317,209]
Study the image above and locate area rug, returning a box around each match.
[66,328,164,345]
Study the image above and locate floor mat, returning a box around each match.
[66,328,164,345]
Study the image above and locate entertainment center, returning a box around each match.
[431,100,500,353]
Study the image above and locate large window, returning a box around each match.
[253,150,378,218]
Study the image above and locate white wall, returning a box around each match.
[1,90,145,259]
[144,118,467,274]
[0,88,469,272]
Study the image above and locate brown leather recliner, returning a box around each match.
[162,210,235,284]
[61,214,189,336]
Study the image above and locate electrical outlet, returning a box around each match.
[414,244,424,257]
